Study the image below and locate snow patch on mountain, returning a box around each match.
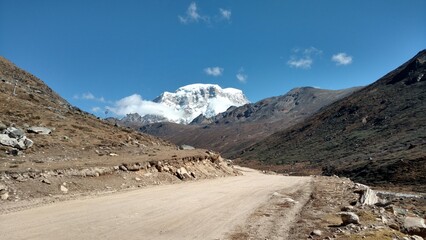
[108,83,249,124]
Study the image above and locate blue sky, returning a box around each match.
[1,0,425,117]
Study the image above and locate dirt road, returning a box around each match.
[0,168,312,240]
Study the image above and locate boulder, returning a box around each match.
[0,133,33,150]
[24,137,34,148]
[338,212,360,225]
[27,126,52,135]
[0,134,19,147]
[5,127,25,138]
[403,216,426,237]
[359,187,379,205]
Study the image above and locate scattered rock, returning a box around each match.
[5,127,25,138]
[359,187,379,205]
[109,153,118,156]
[1,192,9,200]
[41,179,51,185]
[27,127,52,135]
[179,144,195,150]
[60,185,68,193]
[24,137,34,148]
[0,183,6,191]
[176,167,191,180]
[119,165,128,171]
[0,134,19,148]
[311,229,322,236]
[338,212,360,225]
[0,132,33,150]
[403,216,426,237]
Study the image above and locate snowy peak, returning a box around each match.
[153,83,249,124]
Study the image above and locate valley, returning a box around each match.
[0,51,425,240]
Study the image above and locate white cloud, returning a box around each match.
[73,92,106,102]
[204,67,224,76]
[236,68,248,83]
[178,2,209,24]
[287,47,322,69]
[107,94,183,121]
[287,57,313,69]
[303,47,322,55]
[91,107,101,113]
[219,8,231,20]
[179,2,231,24]
[332,53,353,65]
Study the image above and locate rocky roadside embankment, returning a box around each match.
[0,151,240,214]
[289,175,426,240]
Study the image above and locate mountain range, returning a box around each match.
[138,86,361,157]
[238,50,426,191]
[111,84,249,125]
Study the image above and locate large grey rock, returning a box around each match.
[404,216,426,237]
[0,134,18,147]
[27,127,52,135]
[5,127,25,138]
[359,187,379,205]
[338,212,360,225]
[24,137,34,148]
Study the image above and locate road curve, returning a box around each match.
[0,168,311,240]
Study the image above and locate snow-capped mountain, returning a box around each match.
[118,84,250,125]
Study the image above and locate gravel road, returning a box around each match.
[0,167,311,240]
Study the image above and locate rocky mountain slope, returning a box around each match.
[238,50,426,191]
[0,56,239,206]
[139,87,360,157]
[0,56,171,158]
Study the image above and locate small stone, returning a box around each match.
[60,185,68,193]
[311,229,322,236]
[41,179,51,185]
[24,138,34,148]
[119,165,128,171]
[135,177,141,181]
[0,183,6,191]
[338,212,360,225]
[1,192,9,200]
[27,127,52,135]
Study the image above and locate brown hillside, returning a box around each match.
[0,56,208,172]
[238,50,426,192]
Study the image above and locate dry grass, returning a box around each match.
[345,229,406,240]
